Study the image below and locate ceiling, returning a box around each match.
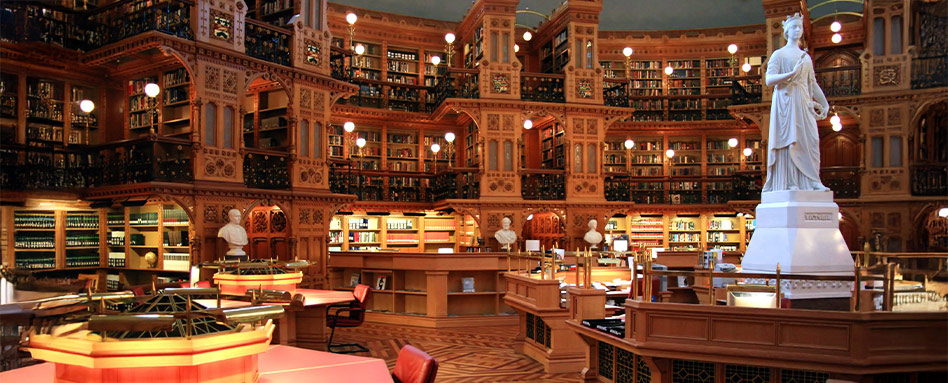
[329,0,862,31]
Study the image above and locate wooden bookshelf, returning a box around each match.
[244,86,289,151]
[540,27,569,73]
[463,26,483,69]
[128,76,158,134]
[668,215,701,251]
[541,123,566,169]
[161,67,191,138]
[329,251,515,325]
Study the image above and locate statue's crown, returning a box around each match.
[782,12,803,28]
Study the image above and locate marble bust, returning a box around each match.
[583,219,603,249]
[218,209,248,260]
[762,13,830,192]
[494,217,517,250]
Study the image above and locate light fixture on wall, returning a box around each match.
[831,21,842,32]
[144,83,160,133]
[444,33,456,68]
[144,83,160,97]
[346,12,358,46]
[939,207,948,218]
[430,143,441,173]
[664,64,674,75]
[623,47,633,84]
[743,147,753,157]
[430,55,441,66]
[523,119,533,130]
[527,214,534,221]
[727,44,739,71]
[831,113,842,132]
[624,139,635,176]
[831,33,842,44]
[728,138,738,148]
[665,149,675,158]
[444,132,456,169]
[514,44,520,53]
[79,99,95,113]
[522,31,532,41]
[742,60,752,73]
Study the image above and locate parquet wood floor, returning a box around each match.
[333,322,582,383]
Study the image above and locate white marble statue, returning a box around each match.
[762,13,830,192]
[218,209,248,259]
[583,219,603,249]
[494,217,517,250]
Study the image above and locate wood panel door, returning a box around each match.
[820,135,859,167]
[245,206,289,260]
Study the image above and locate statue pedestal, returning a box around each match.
[742,190,854,299]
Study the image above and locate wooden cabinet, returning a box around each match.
[329,252,514,325]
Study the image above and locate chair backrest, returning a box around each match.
[392,344,438,383]
[349,284,371,322]
[195,280,211,288]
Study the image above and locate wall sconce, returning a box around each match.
[444,132,455,169]
[624,139,634,176]
[742,60,752,73]
[665,149,675,158]
[622,47,633,82]
[728,138,738,148]
[830,21,842,32]
[727,43,738,68]
[430,55,441,66]
[743,147,753,157]
[523,119,533,130]
[939,207,948,218]
[831,33,842,44]
[444,33,455,68]
[79,99,95,113]
[664,65,674,75]
[514,44,519,53]
[346,12,358,46]
[430,143,441,173]
[144,83,160,133]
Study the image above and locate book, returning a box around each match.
[349,273,360,287]
[462,277,475,293]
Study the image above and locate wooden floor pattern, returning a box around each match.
[333,322,582,383]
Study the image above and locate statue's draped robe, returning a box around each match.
[763,49,828,192]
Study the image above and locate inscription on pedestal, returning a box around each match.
[804,212,833,222]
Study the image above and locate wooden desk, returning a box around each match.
[196,289,354,350]
[0,345,393,383]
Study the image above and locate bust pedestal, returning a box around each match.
[742,190,854,299]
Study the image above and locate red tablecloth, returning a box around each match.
[0,345,393,383]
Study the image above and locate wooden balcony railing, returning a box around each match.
[0,136,193,190]
[911,163,948,196]
[244,19,291,67]
[243,148,289,189]
[602,79,629,107]
[816,66,861,97]
[821,166,861,198]
[521,73,565,103]
[329,46,353,81]
[730,77,763,105]
[912,55,948,89]
[521,169,565,200]
[429,68,480,107]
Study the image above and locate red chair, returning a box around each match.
[326,284,370,353]
[391,344,438,383]
[195,280,211,288]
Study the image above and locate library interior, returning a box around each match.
[0,0,946,382]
